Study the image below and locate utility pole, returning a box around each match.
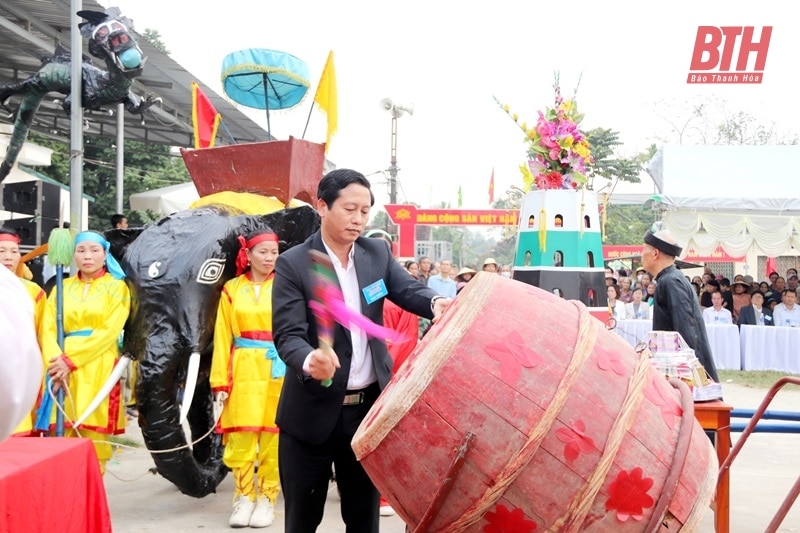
[380,98,414,205]
[388,114,398,204]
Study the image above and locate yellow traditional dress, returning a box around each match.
[11,278,53,436]
[211,272,285,504]
[43,270,130,466]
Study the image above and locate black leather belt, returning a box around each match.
[343,382,378,406]
[343,391,365,406]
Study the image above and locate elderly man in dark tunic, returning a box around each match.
[641,229,720,383]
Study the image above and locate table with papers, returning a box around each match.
[613,320,742,370]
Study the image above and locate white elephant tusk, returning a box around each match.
[179,351,201,425]
[74,355,132,428]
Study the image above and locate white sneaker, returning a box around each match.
[379,497,396,517]
[229,496,255,528]
[249,497,275,528]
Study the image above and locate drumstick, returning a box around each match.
[309,250,337,387]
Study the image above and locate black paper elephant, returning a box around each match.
[106,203,319,497]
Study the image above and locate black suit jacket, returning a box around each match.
[272,232,438,445]
[737,305,774,327]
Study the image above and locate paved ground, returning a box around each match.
[105,380,800,532]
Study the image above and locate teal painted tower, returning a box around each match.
[513,189,607,307]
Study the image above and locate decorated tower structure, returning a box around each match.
[513,189,607,312]
[499,76,608,321]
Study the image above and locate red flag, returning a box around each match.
[191,81,221,149]
[766,257,778,278]
[488,168,495,204]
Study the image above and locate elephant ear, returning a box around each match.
[104,227,144,263]
[257,205,320,253]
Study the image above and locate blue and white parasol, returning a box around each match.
[221,48,310,137]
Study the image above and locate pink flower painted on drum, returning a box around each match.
[644,375,683,429]
[596,348,626,375]
[483,504,538,532]
[484,330,542,383]
[605,467,655,522]
[556,420,596,464]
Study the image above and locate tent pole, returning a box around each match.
[263,73,271,139]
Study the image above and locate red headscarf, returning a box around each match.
[235,232,279,276]
[0,233,21,244]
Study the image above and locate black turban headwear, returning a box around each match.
[644,230,682,258]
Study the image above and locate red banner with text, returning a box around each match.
[384,204,519,257]
[603,245,745,263]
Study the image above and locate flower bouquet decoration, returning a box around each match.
[497,74,593,192]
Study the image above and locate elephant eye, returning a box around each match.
[197,258,226,284]
[148,261,164,278]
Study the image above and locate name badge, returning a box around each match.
[363,279,388,305]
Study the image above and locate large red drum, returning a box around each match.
[352,272,716,532]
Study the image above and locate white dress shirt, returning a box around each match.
[625,301,652,320]
[702,306,733,324]
[774,304,800,327]
[323,239,376,389]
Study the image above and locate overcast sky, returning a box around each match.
[104,0,793,210]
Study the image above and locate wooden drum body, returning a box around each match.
[352,272,716,532]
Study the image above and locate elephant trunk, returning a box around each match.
[136,339,225,498]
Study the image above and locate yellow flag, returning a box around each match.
[314,51,338,153]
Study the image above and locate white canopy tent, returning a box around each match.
[129,182,200,216]
[640,145,800,259]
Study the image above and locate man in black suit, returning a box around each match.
[737,290,774,327]
[272,169,450,532]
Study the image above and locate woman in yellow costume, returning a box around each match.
[0,229,57,436]
[44,230,130,473]
[211,229,285,528]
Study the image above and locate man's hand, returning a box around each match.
[432,297,452,324]
[308,347,340,382]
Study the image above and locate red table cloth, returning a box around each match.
[0,437,111,532]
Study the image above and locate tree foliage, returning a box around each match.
[602,203,657,245]
[585,128,642,186]
[141,29,170,55]
[28,131,190,230]
[652,97,798,146]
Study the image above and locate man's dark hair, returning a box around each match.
[705,279,719,288]
[317,169,375,207]
[719,278,730,287]
[110,214,126,227]
[782,288,796,297]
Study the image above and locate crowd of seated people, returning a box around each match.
[604,263,800,327]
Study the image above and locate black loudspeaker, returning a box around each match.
[2,216,59,247]
[1,180,61,219]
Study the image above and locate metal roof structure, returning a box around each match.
[0,0,270,148]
